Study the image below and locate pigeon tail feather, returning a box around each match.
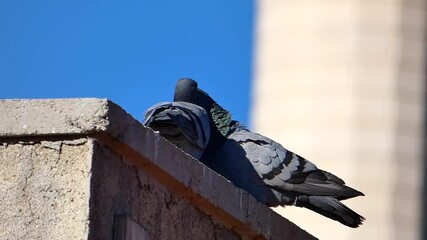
[296,196,365,228]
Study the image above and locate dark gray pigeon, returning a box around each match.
[174,79,231,165]
[143,101,210,159]
[174,78,365,228]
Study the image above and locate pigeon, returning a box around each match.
[143,101,211,159]
[174,79,231,165]
[173,78,365,228]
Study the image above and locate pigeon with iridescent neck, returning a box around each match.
[173,78,365,228]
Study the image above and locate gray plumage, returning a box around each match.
[225,121,365,227]
[174,78,365,228]
[143,101,210,159]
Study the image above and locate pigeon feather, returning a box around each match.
[143,101,210,159]
[173,78,365,228]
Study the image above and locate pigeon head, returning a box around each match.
[174,78,198,103]
[174,78,216,114]
[174,78,232,136]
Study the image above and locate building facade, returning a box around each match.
[252,1,426,239]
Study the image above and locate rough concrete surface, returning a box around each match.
[0,98,109,137]
[0,98,316,240]
[0,138,91,240]
[89,139,241,240]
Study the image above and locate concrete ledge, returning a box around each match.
[0,98,316,240]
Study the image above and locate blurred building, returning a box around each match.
[252,1,426,239]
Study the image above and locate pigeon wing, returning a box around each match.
[143,102,210,158]
[229,130,362,200]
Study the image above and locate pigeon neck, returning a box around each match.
[209,103,232,137]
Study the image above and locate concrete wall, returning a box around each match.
[0,139,92,239]
[0,98,316,240]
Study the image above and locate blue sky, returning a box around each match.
[0,1,254,125]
